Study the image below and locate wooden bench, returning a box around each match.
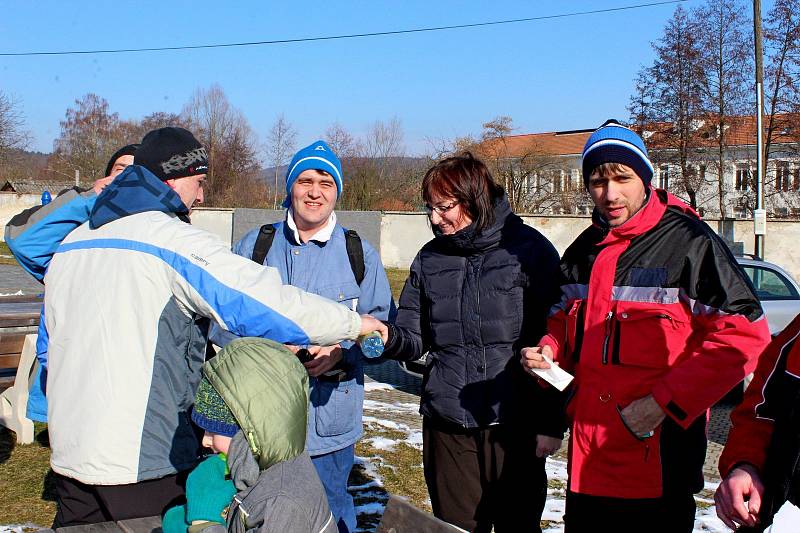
[41,495,461,533]
[0,332,37,443]
[0,294,42,444]
[377,495,464,532]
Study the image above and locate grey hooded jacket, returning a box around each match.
[203,338,337,533]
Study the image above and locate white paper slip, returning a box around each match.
[530,354,574,391]
[766,500,800,532]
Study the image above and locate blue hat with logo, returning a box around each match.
[581,120,654,187]
[283,140,343,208]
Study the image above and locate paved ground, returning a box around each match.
[0,264,41,295]
[365,360,733,482]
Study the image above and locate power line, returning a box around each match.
[1,0,688,57]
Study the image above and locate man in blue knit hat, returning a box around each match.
[211,140,394,532]
[521,120,769,531]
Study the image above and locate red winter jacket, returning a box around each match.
[719,313,800,529]
[540,189,770,499]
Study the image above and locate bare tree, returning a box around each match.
[265,114,297,209]
[0,91,31,166]
[49,94,125,183]
[694,0,752,218]
[339,118,419,211]
[763,0,800,179]
[633,5,705,209]
[470,116,576,214]
[324,122,357,159]
[181,84,261,206]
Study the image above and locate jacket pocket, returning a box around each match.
[312,379,358,437]
[317,282,361,312]
[613,306,685,368]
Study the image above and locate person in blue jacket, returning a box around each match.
[25,144,139,423]
[211,140,395,533]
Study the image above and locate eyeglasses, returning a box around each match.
[424,201,459,215]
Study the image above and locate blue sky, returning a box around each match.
[0,0,740,156]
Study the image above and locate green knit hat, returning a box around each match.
[191,377,239,437]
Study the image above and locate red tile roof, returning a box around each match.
[478,114,799,158]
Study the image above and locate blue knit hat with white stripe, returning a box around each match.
[581,120,654,188]
[283,140,344,208]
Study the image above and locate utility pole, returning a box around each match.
[753,0,766,259]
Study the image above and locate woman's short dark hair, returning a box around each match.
[422,151,504,233]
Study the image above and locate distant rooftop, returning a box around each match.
[479,114,799,158]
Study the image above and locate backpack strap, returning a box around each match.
[251,224,277,265]
[344,228,365,285]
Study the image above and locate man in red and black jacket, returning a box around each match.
[716,313,800,531]
[522,120,771,532]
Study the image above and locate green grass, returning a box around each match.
[0,423,56,526]
[385,268,408,302]
[0,241,19,266]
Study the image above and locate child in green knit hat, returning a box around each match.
[162,338,337,533]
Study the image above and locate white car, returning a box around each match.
[736,256,800,335]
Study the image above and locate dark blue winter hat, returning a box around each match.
[283,140,343,207]
[581,120,654,187]
[191,377,239,438]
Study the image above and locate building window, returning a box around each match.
[776,162,791,192]
[659,165,670,190]
[553,170,562,193]
[794,168,800,191]
[736,165,751,192]
[699,164,706,180]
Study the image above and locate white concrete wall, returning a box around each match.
[0,193,40,240]
[733,219,800,281]
[380,213,434,269]
[521,215,591,255]
[190,207,234,245]
[377,212,800,283]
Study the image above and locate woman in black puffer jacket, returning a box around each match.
[382,152,566,533]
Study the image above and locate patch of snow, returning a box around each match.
[349,479,382,492]
[0,525,43,533]
[541,497,566,523]
[0,290,24,297]
[362,416,410,431]
[694,508,728,532]
[363,399,419,413]
[354,501,386,516]
[364,381,395,392]
[363,436,398,451]
[406,430,423,449]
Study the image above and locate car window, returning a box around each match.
[741,265,800,300]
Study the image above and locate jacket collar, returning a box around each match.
[595,188,697,245]
[434,194,516,253]
[89,165,188,229]
[285,208,337,245]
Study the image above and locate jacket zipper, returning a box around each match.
[602,311,614,364]
[476,262,486,381]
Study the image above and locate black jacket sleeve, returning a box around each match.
[382,254,426,362]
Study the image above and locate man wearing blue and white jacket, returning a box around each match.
[211,140,394,533]
[5,128,386,527]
